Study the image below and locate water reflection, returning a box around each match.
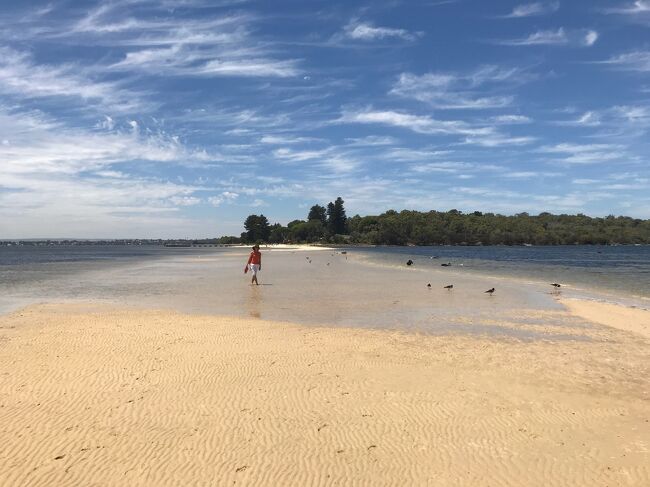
[248,285,261,319]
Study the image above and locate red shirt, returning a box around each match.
[247,250,261,265]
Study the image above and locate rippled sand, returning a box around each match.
[1,300,649,486]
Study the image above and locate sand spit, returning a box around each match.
[1,303,649,486]
[561,298,650,339]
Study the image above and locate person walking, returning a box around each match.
[244,244,262,285]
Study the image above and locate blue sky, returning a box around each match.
[1,0,649,238]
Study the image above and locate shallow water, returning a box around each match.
[353,245,650,303]
[0,245,605,340]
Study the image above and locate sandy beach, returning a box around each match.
[1,249,649,486]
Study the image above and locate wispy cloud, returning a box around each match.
[555,111,601,126]
[502,2,560,18]
[342,20,420,42]
[538,143,626,164]
[0,47,146,112]
[338,108,492,136]
[499,28,598,47]
[599,50,650,71]
[390,65,529,109]
[602,1,650,15]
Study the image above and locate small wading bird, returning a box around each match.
[484,288,495,295]
[551,283,561,288]
[444,284,453,289]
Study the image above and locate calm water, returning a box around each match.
[355,245,650,301]
[1,244,647,337]
[1,244,649,313]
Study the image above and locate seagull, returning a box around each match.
[484,288,495,294]
[444,284,453,289]
[406,259,413,266]
[551,283,561,288]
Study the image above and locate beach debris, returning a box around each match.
[54,455,65,460]
[427,283,432,288]
[235,465,249,473]
[341,251,347,254]
[317,423,328,432]
[444,284,453,289]
[551,283,561,288]
[441,263,452,267]
[484,288,495,295]
[406,259,413,266]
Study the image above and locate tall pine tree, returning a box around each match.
[326,197,347,235]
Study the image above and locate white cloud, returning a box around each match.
[500,28,598,47]
[539,143,626,164]
[0,47,145,112]
[208,191,239,206]
[583,30,599,46]
[603,1,650,14]
[170,196,201,206]
[260,135,321,145]
[600,51,650,71]
[344,135,399,146]
[343,20,419,41]
[0,108,211,177]
[491,115,532,124]
[338,108,492,136]
[556,111,601,126]
[504,2,560,18]
[463,134,536,147]
[501,28,567,46]
[390,66,523,109]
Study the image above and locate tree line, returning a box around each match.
[218,199,650,245]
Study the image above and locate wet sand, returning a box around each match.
[0,248,649,485]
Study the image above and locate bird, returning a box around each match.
[484,288,495,294]
[444,284,453,289]
[427,283,432,288]
[551,283,561,288]
[441,263,451,267]
[406,259,413,266]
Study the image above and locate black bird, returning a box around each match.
[444,284,453,289]
[441,263,451,267]
[484,288,495,294]
[427,283,432,288]
[406,259,413,266]
[551,283,561,288]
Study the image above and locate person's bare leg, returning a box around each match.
[252,275,258,285]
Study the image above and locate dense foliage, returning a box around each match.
[238,202,650,245]
[347,210,650,245]
[241,198,348,244]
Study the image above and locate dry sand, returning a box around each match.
[1,302,649,486]
[561,298,650,339]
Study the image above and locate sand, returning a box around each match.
[561,298,650,339]
[1,302,649,486]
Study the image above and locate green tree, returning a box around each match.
[326,197,348,235]
[308,204,327,225]
[243,214,271,243]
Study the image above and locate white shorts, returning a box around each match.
[248,264,260,276]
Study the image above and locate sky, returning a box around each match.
[1,0,650,238]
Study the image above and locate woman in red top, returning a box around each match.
[244,244,262,285]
